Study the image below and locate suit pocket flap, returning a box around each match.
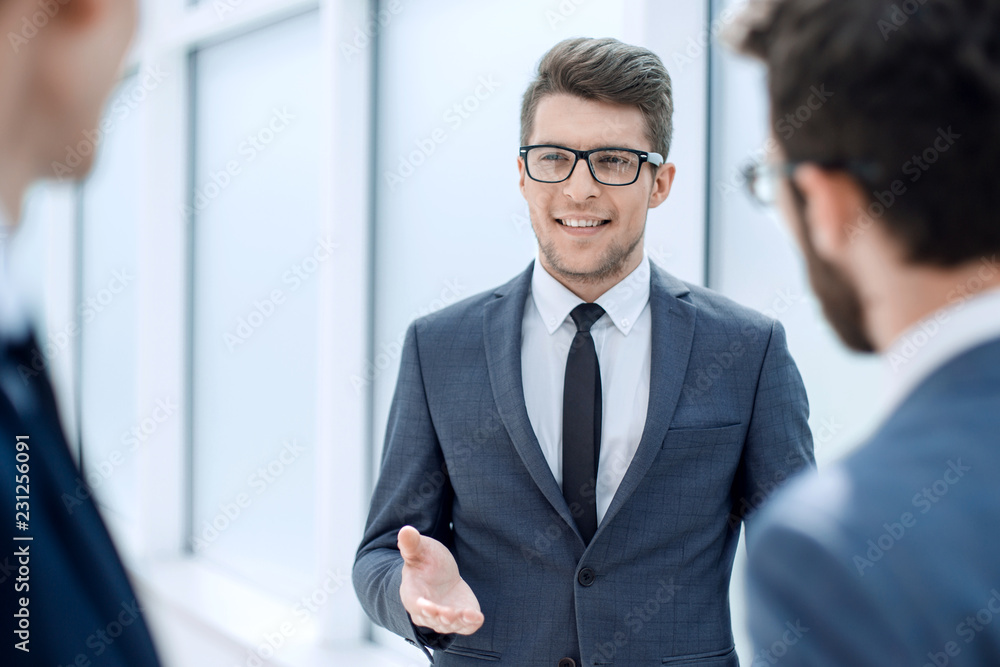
[661,423,744,449]
[662,645,737,664]
[443,645,502,661]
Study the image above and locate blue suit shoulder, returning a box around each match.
[675,276,777,338]
[752,338,1000,561]
[410,285,499,335]
[747,339,1000,665]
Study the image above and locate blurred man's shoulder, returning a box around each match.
[752,410,1000,580]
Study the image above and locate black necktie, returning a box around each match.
[562,302,605,544]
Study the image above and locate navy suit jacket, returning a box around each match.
[0,332,161,666]
[747,337,1000,666]
[354,260,814,666]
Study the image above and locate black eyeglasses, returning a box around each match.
[520,145,664,186]
[742,160,883,206]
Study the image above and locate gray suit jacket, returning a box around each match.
[354,260,814,666]
[747,337,1000,666]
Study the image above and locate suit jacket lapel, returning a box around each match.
[483,260,584,538]
[484,260,699,543]
[594,262,696,538]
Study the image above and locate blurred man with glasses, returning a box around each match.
[729,0,1000,664]
[0,0,160,664]
[355,37,813,666]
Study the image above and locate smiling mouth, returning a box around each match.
[557,218,611,228]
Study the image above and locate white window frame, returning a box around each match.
[103,0,385,662]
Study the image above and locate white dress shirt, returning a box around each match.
[521,250,652,524]
[877,282,1000,427]
[0,206,30,342]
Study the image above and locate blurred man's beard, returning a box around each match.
[792,197,875,353]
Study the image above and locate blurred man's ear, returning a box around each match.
[792,165,867,262]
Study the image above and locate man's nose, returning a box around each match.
[561,158,601,201]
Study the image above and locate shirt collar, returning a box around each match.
[530,249,651,336]
[880,282,1000,419]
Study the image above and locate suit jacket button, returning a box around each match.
[558,659,576,667]
[578,567,596,586]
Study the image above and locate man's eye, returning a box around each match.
[598,153,634,165]
[540,153,569,161]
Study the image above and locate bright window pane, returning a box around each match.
[80,75,144,536]
[190,11,322,594]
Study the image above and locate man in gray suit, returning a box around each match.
[354,37,814,666]
[729,0,1000,664]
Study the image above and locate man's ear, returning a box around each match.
[518,156,527,197]
[792,164,867,260]
[648,163,676,209]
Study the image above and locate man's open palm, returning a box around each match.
[398,525,484,635]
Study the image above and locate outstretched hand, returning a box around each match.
[398,525,484,635]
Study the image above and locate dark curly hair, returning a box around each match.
[729,0,1000,267]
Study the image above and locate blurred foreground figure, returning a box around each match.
[729,0,1000,664]
[0,0,161,664]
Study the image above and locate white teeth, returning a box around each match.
[560,219,606,228]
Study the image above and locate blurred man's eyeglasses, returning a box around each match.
[742,160,883,206]
[520,145,664,187]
